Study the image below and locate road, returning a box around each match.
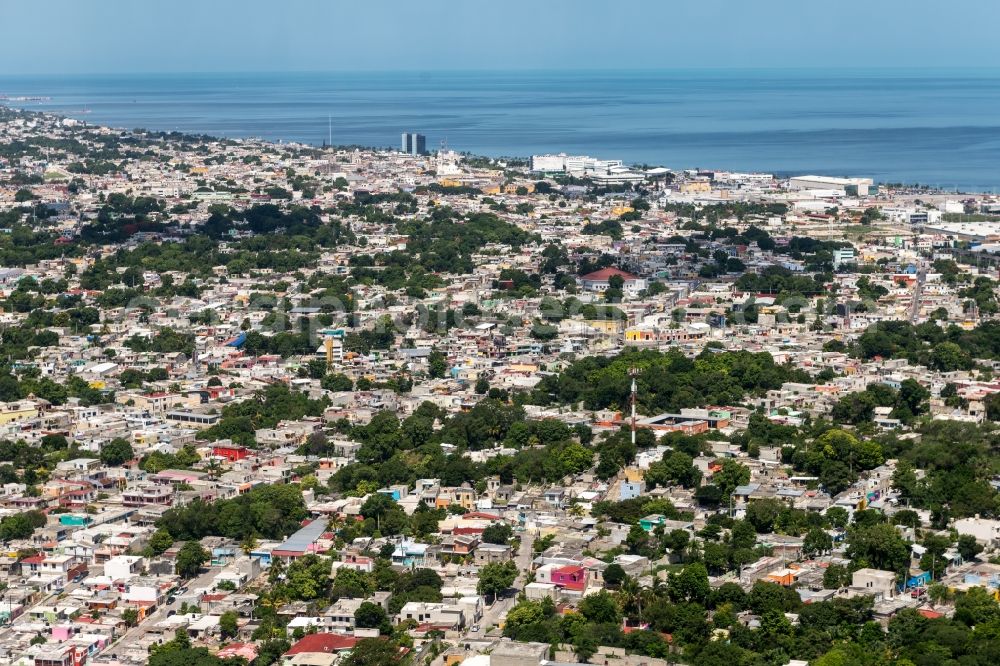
[103,566,221,657]
[467,527,535,638]
[909,267,927,322]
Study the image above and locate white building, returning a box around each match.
[832,248,856,268]
[954,517,1000,544]
[788,175,874,196]
[851,568,897,599]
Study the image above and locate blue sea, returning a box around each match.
[2,69,1000,191]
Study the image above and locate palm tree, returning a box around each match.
[617,575,643,622]
[928,582,953,607]
[240,533,258,556]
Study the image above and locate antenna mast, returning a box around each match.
[629,368,640,446]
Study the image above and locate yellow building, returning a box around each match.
[612,206,635,217]
[625,468,644,483]
[680,181,711,194]
[586,319,626,335]
[0,400,39,425]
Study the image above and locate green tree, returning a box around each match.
[428,349,448,379]
[149,528,175,555]
[175,540,209,578]
[481,523,513,545]
[826,506,850,529]
[668,562,710,604]
[285,554,332,600]
[846,523,910,575]
[930,341,971,372]
[955,586,1000,626]
[341,638,403,666]
[321,373,354,392]
[603,563,627,588]
[958,534,983,562]
[354,601,391,635]
[713,459,750,496]
[477,561,518,602]
[745,498,784,533]
[574,633,598,663]
[803,528,834,557]
[219,610,239,639]
[255,639,291,666]
[579,589,620,624]
[100,438,135,466]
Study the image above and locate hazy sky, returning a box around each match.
[5,0,1000,74]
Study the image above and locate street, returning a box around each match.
[467,528,535,638]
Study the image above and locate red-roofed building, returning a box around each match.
[463,512,501,521]
[217,643,258,661]
[284,633,359,656]
[580,267,647,295]
[20,555,44,575]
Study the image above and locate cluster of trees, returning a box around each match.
[198,384,330,446]
[324,402,600,522]
[853,319,1000,371]
[124,328,196,356]
[785,428,885,494]
[532,492,1000,664]
[156,483,308,542]
[888,421,1000,524]
[735,265,830,298]
[0,510,46,543]
[395,209,539,274]
[830,379,930,426]
[261,549,447,631]
[350,253,443,297]
[581,219,624,239]
[78,223,326,285]
[958,275,999,314]
[502,568,905,665]
[139,443,200,473]
[526,347,811,414]
[661,205,788,228]
[0,369,112,408]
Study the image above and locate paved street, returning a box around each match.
[467,527,535,638]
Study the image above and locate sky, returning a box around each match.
[4,0,1000,75]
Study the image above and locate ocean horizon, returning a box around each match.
[3,68,1000,192]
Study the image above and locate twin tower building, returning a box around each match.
[401,132,427,156]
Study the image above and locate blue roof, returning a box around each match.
[226,332,247,348]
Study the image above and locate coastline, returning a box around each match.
[4,69,1000,192]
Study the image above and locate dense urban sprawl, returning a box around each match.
[1,107,1000,665]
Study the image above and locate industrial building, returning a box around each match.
[788,175,874,196]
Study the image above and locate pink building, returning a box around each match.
[551,565,588,592]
